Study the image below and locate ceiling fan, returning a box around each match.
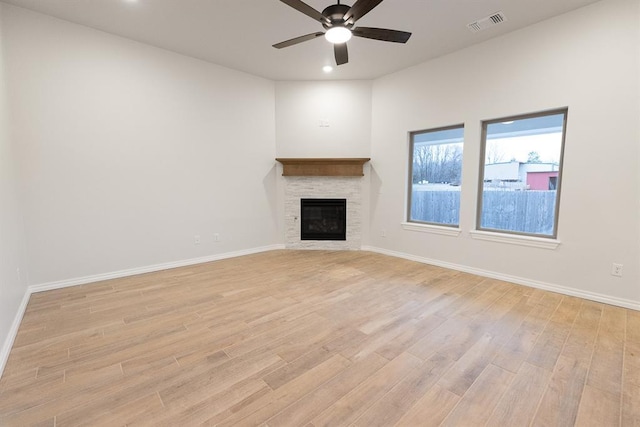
[272,0,412,66]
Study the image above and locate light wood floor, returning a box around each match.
[0,250,638,426]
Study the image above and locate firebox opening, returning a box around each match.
[300,198,346,241]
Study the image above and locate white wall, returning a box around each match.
[3,4,278,286]
[275,81,372,158]
[0,3,29,371]
[369,0,640,305]
[275,80,373,245]
[1,0,639,377]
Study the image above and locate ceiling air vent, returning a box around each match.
[467,11,507,33]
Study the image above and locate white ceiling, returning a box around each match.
[1,0,602,81]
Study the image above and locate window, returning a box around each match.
[478,109,568,238]
[408,125,464,226]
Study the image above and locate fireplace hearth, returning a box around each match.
[300,198,347,241]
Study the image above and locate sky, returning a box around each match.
[486,132,563,164]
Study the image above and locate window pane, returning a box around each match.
[478,110,567,237]
[409,126,464,226]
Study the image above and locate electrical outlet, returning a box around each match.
[194,235,201,245]
[214,233,220,242]
[611,263,623,277]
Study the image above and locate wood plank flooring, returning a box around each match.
[0,250,638,426]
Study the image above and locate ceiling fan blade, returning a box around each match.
[343,0,384,23]
[352,27,412,43]
[280,0,330,25]
[273,32,325,49]
[334,43,348,65]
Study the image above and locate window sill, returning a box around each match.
[469,230,561,250]
[401,222,462,237]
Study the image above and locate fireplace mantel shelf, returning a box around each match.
[275,158,370,177]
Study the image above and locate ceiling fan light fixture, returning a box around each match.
[325,26,352,44]
[274,0,412,66]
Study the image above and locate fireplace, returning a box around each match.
[282,176,363,250]
[300,198,347,241]
[278,158,368,249]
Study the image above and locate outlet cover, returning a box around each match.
[612,263,623,277]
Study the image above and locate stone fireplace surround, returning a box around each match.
[277,158,369,250]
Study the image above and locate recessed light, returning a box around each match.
[322,65,333,73]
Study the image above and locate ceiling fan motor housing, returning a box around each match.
[273,0,412,66]
[321,4,353,30]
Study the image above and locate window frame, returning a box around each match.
[476,108,569,239]
[407,123,465,228]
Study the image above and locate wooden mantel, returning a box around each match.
[276,158,371,177]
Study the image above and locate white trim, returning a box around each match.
[0,244,285,379]
[4,241,637,381]
[29,244,285,294]
[361,245,640,311]
[469,230,561,250]
[401,222,462,237]
[0,290,31,378]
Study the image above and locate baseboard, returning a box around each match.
[4,242,636,380]
[0,289,31,378]
[362,245,640,311]
[29,244,286,294]
[0,244,285,380]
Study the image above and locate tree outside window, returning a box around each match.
[477,109,568,238]
[408,125,464,226]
